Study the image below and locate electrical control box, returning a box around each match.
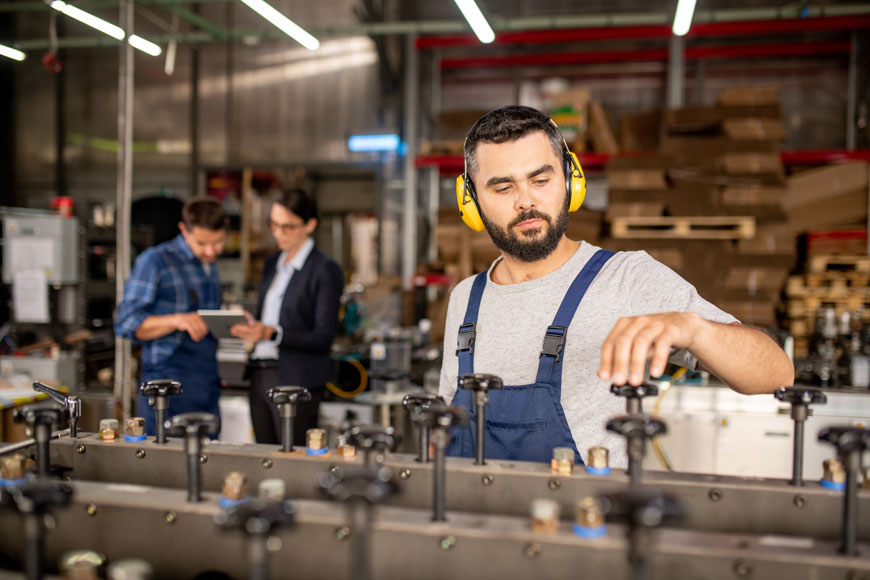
[2,213,79,284]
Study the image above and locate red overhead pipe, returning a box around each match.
[440,41,850,69]
[417,15,870,50]
[417,151,870,173]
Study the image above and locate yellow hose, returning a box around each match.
[325,358,368,399]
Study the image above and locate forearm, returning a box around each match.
[691,319,794,395]
[134,314,179,341]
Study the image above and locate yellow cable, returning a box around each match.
[325,358,368,399]
[650,367,687,472]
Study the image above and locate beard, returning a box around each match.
[482,196,570,263]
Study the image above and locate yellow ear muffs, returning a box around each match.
[565,151,586,213]
[455,173,486,232]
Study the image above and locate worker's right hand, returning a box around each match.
[174,312,209,342]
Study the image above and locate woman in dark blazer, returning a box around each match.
[231,189,344,445]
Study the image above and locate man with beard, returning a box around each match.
[439,106,794,467]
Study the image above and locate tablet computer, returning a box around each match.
[196,310,248,339]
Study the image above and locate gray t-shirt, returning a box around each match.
[439,242,738,468]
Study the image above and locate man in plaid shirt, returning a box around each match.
[115,197,227,435]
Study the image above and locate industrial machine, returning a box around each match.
[0,380,867,580]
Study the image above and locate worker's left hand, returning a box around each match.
[598,312,704,386]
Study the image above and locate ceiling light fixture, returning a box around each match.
[237,0,320,51]
[128,34,162,57]
[454,0,495,44]
[0,43,26,61]
[672,0,698,36]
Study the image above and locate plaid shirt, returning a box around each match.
[114,234,221,369]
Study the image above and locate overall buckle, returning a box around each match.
[456,323,476,355]
[540,326,567,363]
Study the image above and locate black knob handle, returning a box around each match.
[775,386,827,406]
[601,490,685,529]
[1,481,74,514]
[415,404,470,430]
[610,383,659,400]
[818,426,870,455]
[606,415,667,439]
[346,425,400,454]
[166,412,220,438]
[318,466,399,505]
[458,373,504,392]
[214,497,296,535]
[139,379,183,397]
[268,386,311,406]
[13,405,63,428]
[402,393,444,411]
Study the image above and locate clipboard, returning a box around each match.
[196,310,248,339]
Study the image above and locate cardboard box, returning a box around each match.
[619,110,661,152]
[665,105,782,135]
[717,86,781,107]
[737,224,796,254]
[606,201,665,220]
[719,185,787,207]
[606,156,669,191]
[549,88,591,153]
[782,162,869,212]
[588,101,620,154]
[723,118,787,141]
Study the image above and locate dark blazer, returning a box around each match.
[255,245,344,387]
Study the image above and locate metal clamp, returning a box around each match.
[540,326,567,363]
[32,382,80,438]
[455,323,476,355]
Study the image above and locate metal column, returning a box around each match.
[401,33,420,292]
[667,35,685,109]
[115,0,134,425]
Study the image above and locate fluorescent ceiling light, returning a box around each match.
[672,0,698,36]
[50,0,124,41]
[454,0,495,44]
[237,0,319,51]
[129,34,162,57]
[348,134,401,152]
[0,43,25,62]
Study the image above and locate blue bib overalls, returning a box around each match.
[446,249,614,464]
[137,249,222,437]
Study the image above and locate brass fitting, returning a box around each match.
[221,471,248,502]
[126,417,146,437]
[587,446,610,470]
[575,497,605,529]
[1,453,27,481]
[338,444,357,458]
[306,428,327,451]
[258,478,286,501]
[550,447,574,475]
[823,458,846,485]
[530,498,560,533]
[99,419,119,440]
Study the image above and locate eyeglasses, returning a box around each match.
[269,219,306,234]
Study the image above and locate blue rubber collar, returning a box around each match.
[124,434,147,442]
[305,447,328,456]
[0,477,29,489]
[573,523,606,539]
[219,496,251,509]
[820,478,845,491]
[585,466,611,476]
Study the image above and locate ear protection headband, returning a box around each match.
[455,114,586,232]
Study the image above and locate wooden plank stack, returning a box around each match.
[603,86,794,327]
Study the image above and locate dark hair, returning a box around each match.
[182,197,228,231]
[465,105,564,180]
[276,188,319,223]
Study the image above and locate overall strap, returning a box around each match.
[456,270,488,376]
[535,249,615,386]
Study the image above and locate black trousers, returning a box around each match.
[248,363,323,446]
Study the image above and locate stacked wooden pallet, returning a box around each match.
[784,254,870,358]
